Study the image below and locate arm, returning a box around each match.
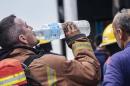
[63,22,100,85]
[29,22,100,86]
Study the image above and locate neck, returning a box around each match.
[124,36,130,47]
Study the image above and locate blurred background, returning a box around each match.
[0,0,129,59]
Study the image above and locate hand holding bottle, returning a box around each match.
[62,22,80,38]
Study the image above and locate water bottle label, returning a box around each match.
[43,23,60,40]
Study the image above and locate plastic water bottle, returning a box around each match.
[33,20,90,41]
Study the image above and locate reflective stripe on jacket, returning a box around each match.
[0,59,27,86]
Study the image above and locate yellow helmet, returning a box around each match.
[100,23,116,47]
[38,39,50,44]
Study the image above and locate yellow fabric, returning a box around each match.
[100,24,116,47]
[47,66,57,86]
[72,41,93,56]
[38,39,50,44]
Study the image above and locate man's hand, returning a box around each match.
[63,22,80,38]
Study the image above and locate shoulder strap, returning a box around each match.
[23,55,43,86]
[23,52,60,66]
[23,54,43,66]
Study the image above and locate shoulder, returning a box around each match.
[109,51,124,64]
[111,47,130,63]
[30,54,67,73]
[41,54,66,62]
[31,54,67,65]
[107,48,130,69]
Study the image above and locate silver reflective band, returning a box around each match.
[0,72,26,85]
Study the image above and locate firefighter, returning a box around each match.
[0,15,100,86]
[100,23,121,80]
[100,24,121,56]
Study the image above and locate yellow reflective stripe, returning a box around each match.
[0,71,26,86]
[47,66,57,86]
[72,41,93,56]
[0,71,25,81]
[1,77,26,86]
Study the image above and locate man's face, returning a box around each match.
[14,17,38,47]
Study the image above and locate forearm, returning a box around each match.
[68,36,100,84]
[71,37,93,57]
[63,22,100,84]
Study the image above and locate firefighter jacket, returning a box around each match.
[0,37,100,86]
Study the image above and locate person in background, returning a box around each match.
[0,15,100,86]
[100,24,121,56]
[99,23,121,75]
[94,23,121,85]
[103,9,130,86]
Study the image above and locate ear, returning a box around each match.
[18,34,28,44]
[118,29,127,41]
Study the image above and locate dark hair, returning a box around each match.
[113,9,130,35]
[0,15,22,48]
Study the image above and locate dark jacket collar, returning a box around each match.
[0,46,39,60]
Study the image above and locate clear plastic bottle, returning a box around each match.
[33,20,90,41]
